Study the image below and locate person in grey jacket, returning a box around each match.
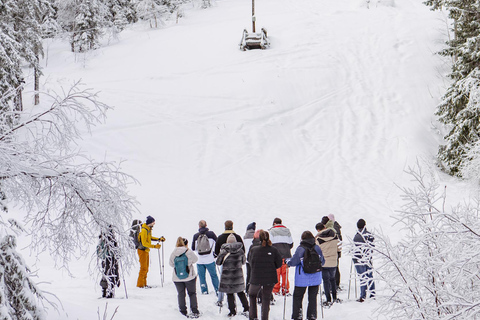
[169,237,200,318]
[269,217,293,295]
[216,234,249,317]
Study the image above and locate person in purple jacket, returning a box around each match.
[286,231,325,320]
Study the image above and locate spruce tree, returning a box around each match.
[106,0,137,32]
[426,0,480,176]
[0,234,47,320]
[0,0,24,112]
[71,0,103,52]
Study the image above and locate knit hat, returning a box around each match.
[247,222,256,231]
[227,233,237,243]
[253,229,262,239]
[357,219,366,230]
[328,214,335,222]
[146,215,155,225]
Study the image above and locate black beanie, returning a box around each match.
[247,222,256,231]
[357,219,366,230]
[146,215,155,225]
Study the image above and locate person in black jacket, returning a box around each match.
[248,230,282,320]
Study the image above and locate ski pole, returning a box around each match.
[348,260,353,300]
[119,259,128,299]
[319,282,324,319]
[283,266,289,320]
[157,249,163,287]
[161,244,165,287]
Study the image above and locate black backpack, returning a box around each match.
[301,244,322,274]
[129,220,146,250]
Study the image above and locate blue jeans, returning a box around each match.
[355,264,375,299]
[322,267,337,302]
[217,265,224,302]
[197,262,219,294]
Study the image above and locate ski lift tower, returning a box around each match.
[239,0,269,50]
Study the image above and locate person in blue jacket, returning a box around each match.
[286,231,325,320]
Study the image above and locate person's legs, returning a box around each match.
[186,278,199,314]
[136,249,149,287]
[237,291,249,312]
[260,284,274,320]
[366,266,375,298]
[227,293,237,315]
[355,264,367,299]
[330,268,337,300]
[197,264,208,294]
[278,261,289,294]
[292,286,306,320]
[273,266,282,294]
[174,281,188,315]
[322,268,333,302]
[205,262,220,294]
[248,284,261,320]
[217,265,224,304]
[306,285,319,320]
[335,255,341,287]
[246,263,251,294]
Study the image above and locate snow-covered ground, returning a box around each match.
[15,0,467,318]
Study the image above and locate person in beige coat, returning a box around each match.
[169,237,200,318]
[315,223,341,306]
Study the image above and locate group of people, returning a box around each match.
[99,215,376,320]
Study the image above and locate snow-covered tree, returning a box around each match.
[70,0,104,52]
[425,0,480,176]
[0,0,25,112]
[374,163,480,319]
[0,83,138,270]
[105,0,137,32]
[0,233,49,320]
[136,0,168,28]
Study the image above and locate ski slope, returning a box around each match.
[22,0,452,318]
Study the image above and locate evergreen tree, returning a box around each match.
[71,0,103,52]
[136,0,168,28]
[426,0,480,176]
[0,0,24,112]
[106,0,137,32]
[0,234,47,320]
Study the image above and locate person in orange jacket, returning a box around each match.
[137,215,164,288]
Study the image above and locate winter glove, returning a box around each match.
[154,244,161,249]
[159,236,166,242]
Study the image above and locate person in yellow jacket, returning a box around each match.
[137,215,164,288]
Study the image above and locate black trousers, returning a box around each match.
[227,291,249,315]
[174,278,199,315]
[248,284,274,320]
[292,285,319,320]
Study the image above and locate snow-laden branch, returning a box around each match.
[0,81,138,271]
[373,162,480,320]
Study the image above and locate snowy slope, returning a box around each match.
[19,0,455,318]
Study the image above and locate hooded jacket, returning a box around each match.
[269,225,294,259]
[286,239,325,287]
[169,246,198,282]
[139,223,160,253]
[216,242,246,294]
[215,230,244,257]
[192,227,217,265]
[315,229,340,268]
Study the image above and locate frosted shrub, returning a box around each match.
[375,163,480,320]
